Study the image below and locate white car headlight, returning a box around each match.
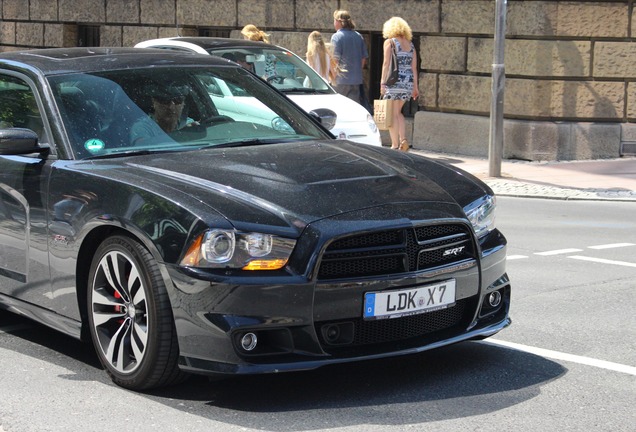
[465,195,496,238]
[182,229,296,270]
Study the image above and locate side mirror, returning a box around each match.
[0,128,48,155]
[309,108,337,131]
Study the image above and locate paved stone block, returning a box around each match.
[44,24,65,48]
[422,36,465,73]
[158,27,197,39]
[16,23,43,47]
[412,111,490,157]
[442,0,494,35]
[296,0,338,31]
[504,119,563,161]
[594,42,636,78]
[620,123,636,142]
[0,21,16,45]
[627,82,636,119]
[341,0,439,32]
[505,78,624,119]
[2,0,29,19]
[100,26,123,47]
[507,1,558,37]
[414,112,622,161]
[177,0,236,26]
[549,80,624,119]
[59,0,105,22]
[140,0,176,25]
[420,73,437,109]
[122,26,159,48]
[557,2,628,38]
[107,0,141,24]
[237,0,293,28]
[30,0,59,21]
[559,123,621,160]
[438,74,491,113]
[468,38,591,77]
[269,31,307,57]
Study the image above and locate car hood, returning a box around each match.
[115,140,479,234]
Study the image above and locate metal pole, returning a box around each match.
[488,0,507,177]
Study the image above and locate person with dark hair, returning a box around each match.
[131,82,196,145]
[222,52,254,73]
[330,10,368,105]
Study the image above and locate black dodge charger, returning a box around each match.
[0,48,510,390]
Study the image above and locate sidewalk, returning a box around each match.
[410,149,636,202]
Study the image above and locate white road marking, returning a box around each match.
[568,255,636,268]
[535,248,582,256]
[506,255,528,260]
[588,243,635,250]
[485,339,636,376]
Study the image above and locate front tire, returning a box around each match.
[87,235,185,390]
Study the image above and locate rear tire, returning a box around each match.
[86,235,186,390]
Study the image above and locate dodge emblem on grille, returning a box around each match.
[443,246,465,257]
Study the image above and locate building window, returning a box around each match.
[199,28,231,38]
[78,26,100,47]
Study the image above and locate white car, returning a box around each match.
[135,37,381,146]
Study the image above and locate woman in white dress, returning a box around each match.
[380,17,419,151]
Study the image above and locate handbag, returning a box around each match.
[373,99,393,130]
[386,39,399,86]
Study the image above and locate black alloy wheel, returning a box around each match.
[87,235,185,390]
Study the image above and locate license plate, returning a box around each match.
[363,280,456,320]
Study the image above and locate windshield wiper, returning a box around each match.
[85,148,180,160]
[279,88,330,94]
[213,138,280,149]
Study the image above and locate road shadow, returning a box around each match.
[1,313,565,430]
[146,341,565,430]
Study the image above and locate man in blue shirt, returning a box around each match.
[331,10,368,105]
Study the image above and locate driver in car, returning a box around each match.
[130,82,198,145]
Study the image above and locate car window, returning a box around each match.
[209,48,334,94]
[0,74,48,146]
[47,65,330,159]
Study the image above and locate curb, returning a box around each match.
[484,178,636,202]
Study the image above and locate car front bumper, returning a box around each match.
[164,219,510,377]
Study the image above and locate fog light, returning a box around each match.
[488,291,502,308]
[324,324,340,343]
[240,332,258,351]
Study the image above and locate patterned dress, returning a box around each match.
[383,38,415,101]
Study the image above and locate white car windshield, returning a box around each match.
[48,65,332,159]
[209,47,334,94]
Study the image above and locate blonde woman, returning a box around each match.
[380,17,419,151]
[241,24,276,78]
[241,24,270,43]
[306,31,332,82]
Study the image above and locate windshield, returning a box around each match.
[49,65,331,159]
[207,47,334,94]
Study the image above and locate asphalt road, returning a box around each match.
[1,196,635,432]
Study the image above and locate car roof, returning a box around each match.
[0,47,232,75]
[138,37,288,52]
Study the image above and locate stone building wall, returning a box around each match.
[1,0,635,160]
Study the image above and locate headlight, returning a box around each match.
[181,229,296,270]
[367,113,378,133]
[465,195,496,238]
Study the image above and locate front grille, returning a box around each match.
[316,298,471,353]
[317,224,474,280]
